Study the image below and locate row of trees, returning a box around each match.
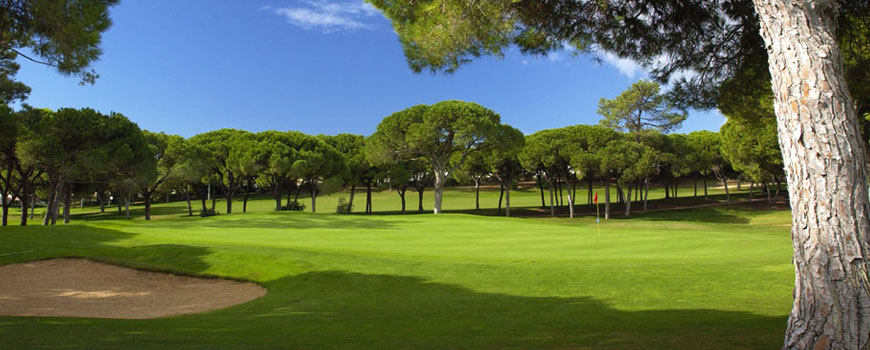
[0,92,780,226]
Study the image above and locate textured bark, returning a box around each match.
[474,178,480,211]
[753,1,870,349]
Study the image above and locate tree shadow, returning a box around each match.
[0,225,213,276]
[156,211,420,231]
[0,270,788,349]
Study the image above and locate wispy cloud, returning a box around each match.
[265,1,381,32]
[599,51,644,79]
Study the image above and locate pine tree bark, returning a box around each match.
[753,1,870,349]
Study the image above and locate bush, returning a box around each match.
[282,201,305,211]
[336,197,352,214]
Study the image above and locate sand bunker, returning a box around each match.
[0,258,266,319]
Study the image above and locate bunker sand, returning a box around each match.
[0,258,266,319]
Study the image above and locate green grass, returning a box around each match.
[0,186,793,349]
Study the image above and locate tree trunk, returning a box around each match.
[226,191,233,214]
[433,170,446,214]
[557,179,564,207]
[750,181,755,201]
[703,175,708,201]
[417,184,424,213]
[643,177,650,211]
[29,193,34,220]
[604,179,610,220]
[588,176,593,204]
[765,181,772,204]
[186,191,193,216]
[548,179,555,217]
[397,185,406,214]
[567,179,575,219]
[694,178,698,197]
[498,184,504,214]
[273,184,282,211]
[125,195,130,218]
[309,182,318,213]
[367,181,373,214]
[348,184,356,214]
[62,183,71,224]
[99,191,105,213]
[537,175,546,208]
[753,1,870,349]
[505,183,511,217]
[243,180,250,213]
[721,176,731,205]
[624,184,632,217]
[474,178,480,211]
[0,165,10,226]
[144,191,152,220]
[19,187,29,226]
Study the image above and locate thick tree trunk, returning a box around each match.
[753,1,870,349]
[765,181,772,204]
[737,178,742,191]
[624,184,632,217]
[226,192,233,214]
[273,186,282,211]
[398,185,406,214]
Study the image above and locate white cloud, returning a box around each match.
[599,51,644,79]
[267,1,381,32]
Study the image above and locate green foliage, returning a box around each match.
[598,80,686,137]
[1,0,119,102]
[720,116,782,183]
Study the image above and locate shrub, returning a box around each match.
[282,201,305,211]
[336,197,352,214]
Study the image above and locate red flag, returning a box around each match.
[594,192,598,204]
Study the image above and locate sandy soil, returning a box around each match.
[0,258,266,319]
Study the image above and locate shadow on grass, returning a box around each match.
[0,270,788,349]
[0,224,214,276]
[153,211,421,231]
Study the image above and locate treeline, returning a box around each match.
[0,97,783,226]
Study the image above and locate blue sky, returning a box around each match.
[14,0,724,138]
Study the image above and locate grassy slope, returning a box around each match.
[0,187,793,349]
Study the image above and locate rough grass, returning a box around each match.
[0,186,793,349]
